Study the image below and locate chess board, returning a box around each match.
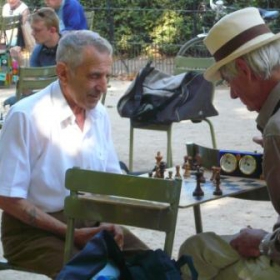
[178,170,266,208]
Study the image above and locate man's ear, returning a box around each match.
[56,62,68,84]
[235,58,256,81]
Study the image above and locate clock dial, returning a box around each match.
[220,153,237,173]
[239,155,257,175]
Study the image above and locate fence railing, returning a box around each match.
[88,7,206,77]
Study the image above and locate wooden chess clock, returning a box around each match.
[219,150,263,179]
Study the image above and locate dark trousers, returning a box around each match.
[1,211,149,279]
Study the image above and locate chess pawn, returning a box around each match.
[166,170,173,180]
[213,170,223,195]
[174,165,182,179]
[210,166,217,181]
[183,161,191,178]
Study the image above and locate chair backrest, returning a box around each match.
[63,168,182,262]
[0,15,21,49]
[84,10,94,31]
[186,142,219,169]
[174,56,215,75]
[16,65,57,100]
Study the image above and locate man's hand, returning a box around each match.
[230,227,268,257]
[253,136,264,147]
[74,223,124,249]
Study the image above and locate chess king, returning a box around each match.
[179,7,280,280]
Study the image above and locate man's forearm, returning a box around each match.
[0,196,67,238]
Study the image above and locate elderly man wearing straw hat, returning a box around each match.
[179,7,280,280]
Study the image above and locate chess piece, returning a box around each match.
[195,153,203,167]
[154,165,160,178]
[210,166,219,181]
[188,156,195,171]
[193,168,204,197]
[183,161,191,178]
[155,151,163,166]
[213,169,223,195]
[199,167,206,183]
[166,170,173,180]
[159,161,166,178]
[174,165,182,179]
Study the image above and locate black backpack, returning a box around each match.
[117,61,218,125]
[56,230,198,280]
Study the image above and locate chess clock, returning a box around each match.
[219,153,238,173]
[219,150,263,179]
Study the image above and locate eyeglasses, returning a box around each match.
[220,72,231,87]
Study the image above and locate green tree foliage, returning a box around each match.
[25,0,280,56]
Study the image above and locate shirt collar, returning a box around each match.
[256,82,280,132]
[49,80,103,125]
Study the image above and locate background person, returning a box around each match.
[179,7,280,280]
[2,0,30,48]
[4,7,62,106]
[29,7,61,67]
[44,0,88,33]
[0,30,148,279]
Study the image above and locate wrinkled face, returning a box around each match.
[8,0,21,10]
[221,59,263,112]
[44,0,62,10]
[31,20,53,44]
[58,46,112,110]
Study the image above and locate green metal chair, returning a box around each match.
[63,168,182,262]
[16,65,57,101]
[129,46,217,171]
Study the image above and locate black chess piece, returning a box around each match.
[193,168,204,197]
[159,161,166,178]
[199,167,206,183]
[213,171,223,195]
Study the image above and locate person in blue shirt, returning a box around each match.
[45,0,88,33]
[29,7,61,67]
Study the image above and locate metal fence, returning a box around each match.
[87,5,280,77]
[89,7,205,77]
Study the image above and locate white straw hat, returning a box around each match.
[203,7,280,81]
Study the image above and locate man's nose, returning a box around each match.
[97,76,108,93]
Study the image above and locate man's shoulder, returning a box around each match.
[64,0,83,9]
[13,84,54,112]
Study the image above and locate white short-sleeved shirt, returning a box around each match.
[2,2,28,17]
[0,81,121,212]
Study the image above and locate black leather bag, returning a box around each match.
[56,230,198,280]
[117,61,218,124]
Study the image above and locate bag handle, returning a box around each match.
[133,60,154,102]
